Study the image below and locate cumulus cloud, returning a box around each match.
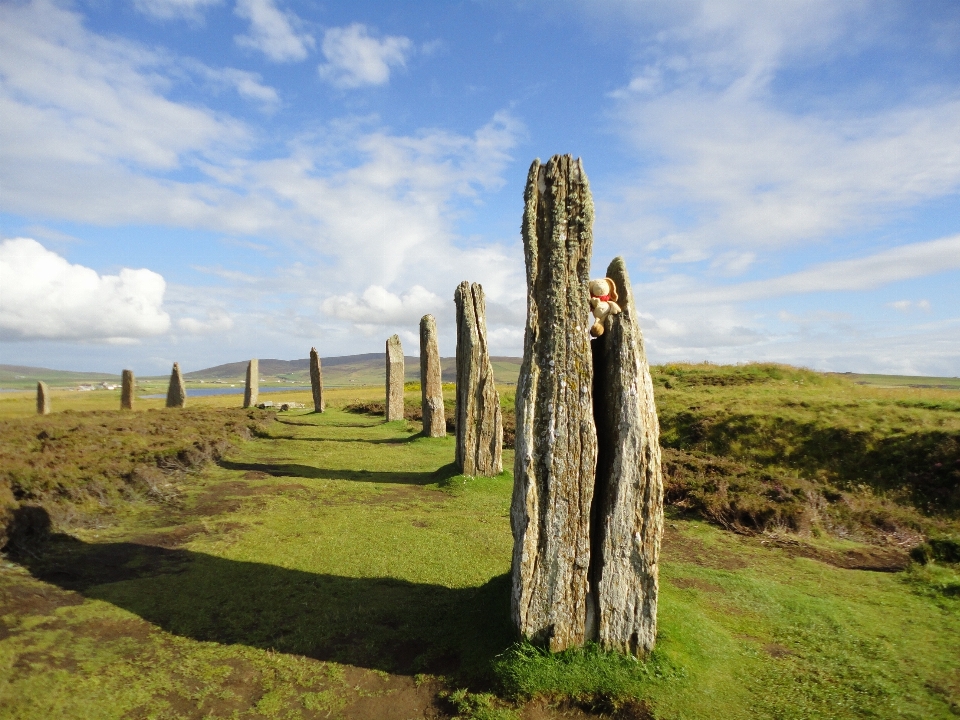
[0,238,170,342]
[318,24,413,88]
[234,0,313,62]
[322,285,443,329]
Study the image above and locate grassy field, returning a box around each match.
[1,368,958,719]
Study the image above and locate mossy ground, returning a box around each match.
[0,377,958,718]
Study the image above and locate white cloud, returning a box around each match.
[0,0,248,174]
[177,311,234,334]
[318,24,413,88]
[0,239,170,342]
[322,285,443,327]
[134,0,222,21]
[592,0,960,266]
[0,2,519,359]
[663,234,960,305]
[234,0,313,62]
[887,299,932,313]
[200,66,279,106]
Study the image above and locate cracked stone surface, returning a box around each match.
[454,281,502,476]
[243,359,259,409]
[590,256,663,656]
[385,335,404,422]
[511,155,597,651]
[309,347,325,413]
[419,315,445,438]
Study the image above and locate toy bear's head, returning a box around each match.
[588,278,618,302]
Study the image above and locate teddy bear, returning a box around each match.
[589,277,621,337]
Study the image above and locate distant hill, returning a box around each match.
[0,365,120,390]
[4,360,959,391]
[184,354,524,387]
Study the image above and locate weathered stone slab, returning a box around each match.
[511,155,597,651]
[454,282,502,476]
[36,381,50,415]
[385,335,404,421]
[420,315,446,437]
[590,257,663,655]
[166,363,186,408]
[121,370,135,410]
[309,347,325,413]
[243,359,259,409]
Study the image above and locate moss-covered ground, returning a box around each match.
[0,374,958,719]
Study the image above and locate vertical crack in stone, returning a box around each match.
[243,359,259,409]
[511,155,597,651]
[385,335,404,422]
[420,314,446,437]
[590,256,663,656]
[454,281,502,475]
[309,347,325,413]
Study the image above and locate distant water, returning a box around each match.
[140,386,311,399]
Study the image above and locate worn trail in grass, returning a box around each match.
[1,402,959,719]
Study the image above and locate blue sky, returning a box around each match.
[1,0,959,376]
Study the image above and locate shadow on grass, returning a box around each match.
[11,518,513,683]
[219,460,461,486]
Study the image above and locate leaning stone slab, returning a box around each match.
[511,155,597,652]
[454,282,502,476]
[420,314,446,437]
[243,359,259,408]
[121,370,135,410]
[166,363,186,408]
[309,347,325,413]
[385,335,404,421]
[590,257,663,655]
[36,381,50,415]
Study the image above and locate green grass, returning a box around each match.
[1,368,959,718]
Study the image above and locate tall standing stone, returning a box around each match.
[121,370,135,410]
[243,359,259,408]
[590,257,663,655]
[511,155,597,651]
[309,347,325,413]
[419,315,445,437]
[166,363,186,408]
[36,381,50,415]
[454,282,503,476]
[385,335,404,421]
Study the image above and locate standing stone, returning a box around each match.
[165,363,186,408]
[36,381,50,415]
[454,282,503,476]
[419,315,445,437]
[385,335,404,421]
[590,257,663,655]
[309,347,325,413]
[511,155,597,651]
[243,359,259,408]
[121,370,135,410]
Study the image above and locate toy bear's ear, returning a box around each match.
[605,278,619,302]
